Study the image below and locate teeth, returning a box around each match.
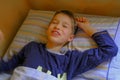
[54,32,58,34]
[52,31,60,35]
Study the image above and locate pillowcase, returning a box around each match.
[3,10,119,80]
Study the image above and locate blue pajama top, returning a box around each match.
[0,31,118,80]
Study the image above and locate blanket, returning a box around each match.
[0,66,58,80]
[10,66,58,80]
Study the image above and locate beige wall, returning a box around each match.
[0,0,120,56]
[0,0,30,56]
[29,0,120,17]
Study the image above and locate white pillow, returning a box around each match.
[3,10,119,80]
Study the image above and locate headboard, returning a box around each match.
[29,0,120,17]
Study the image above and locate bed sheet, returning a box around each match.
[107,20,120,80]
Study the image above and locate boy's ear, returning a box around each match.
[68,34,74,42]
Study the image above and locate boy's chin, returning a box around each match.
[49,38,64,45]
[50,39,60,43]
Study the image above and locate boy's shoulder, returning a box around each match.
[26,41,44,47]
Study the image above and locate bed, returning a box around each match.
[0,10,120,80]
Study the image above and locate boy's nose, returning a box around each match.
[54,24,61,30]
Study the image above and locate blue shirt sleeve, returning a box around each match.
[0,42,34,72]
[70,30,118,77]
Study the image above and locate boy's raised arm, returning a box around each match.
[70,17,118,76]
[75,17,97,37]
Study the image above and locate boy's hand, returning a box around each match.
[75,17,97,37]
[76,17,90,29]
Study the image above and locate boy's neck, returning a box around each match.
[46,42,63,52]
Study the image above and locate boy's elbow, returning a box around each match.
[111,44,118,57]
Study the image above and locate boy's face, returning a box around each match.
[47,13,74,45]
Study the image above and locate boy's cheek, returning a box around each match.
[63,30,71,35]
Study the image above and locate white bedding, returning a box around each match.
[107,21,120,80]
[0,73,11,80]
[0,66,58,80]
[10,66,58,80]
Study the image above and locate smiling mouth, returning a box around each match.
[51,30,61,36]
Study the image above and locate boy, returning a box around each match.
[0,10,118,80]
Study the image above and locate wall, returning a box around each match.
[29,0,120,17]
[0,0,30,56]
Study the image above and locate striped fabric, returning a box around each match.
[3,10,119,80]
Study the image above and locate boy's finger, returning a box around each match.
[75,17,82,22]
[79,17,86,22]
[75,17,89,23]
[75,17,80,21]
[82,17,89,22]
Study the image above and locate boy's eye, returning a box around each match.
[51,21,58,24]
[63,25,68,28]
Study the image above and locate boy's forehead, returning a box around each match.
[52,13,73,24]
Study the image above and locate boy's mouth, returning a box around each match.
[51,30,61,36]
